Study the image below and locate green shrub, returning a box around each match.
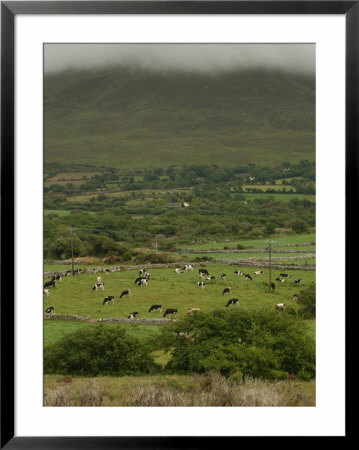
[297,284,316,318]
[44,325,159,376]
[160,308,315,380]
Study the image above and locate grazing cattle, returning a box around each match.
[97,276,103,284]
[221,273,226,280]
[93,282,105,291]
[234,270,244,276]
[254,271,264,275]
[46,306,54,314]
[135,276,149,285]
[226,298,239,307]
[65,270,72,276]
[103,296,114,305]
[245,274,252,281]
[206,276,215,281]
[105,269,110,276]
[149,304,162,313]
[53,273,62,282]
[275,277,285,283]
[127,311,139,319]
[186,308,201,316]
[294,278,302,285]
[163,308,178,318]
[198,268,209,275]
[280,273,290,278]
[197,281,206,289]
[43,289,50,297]
[276,303,286,310]
[183,264,193,271]
[44,280,55,289]
[199,272,205,279]
[270,282,275,290]
[222,287,232,295]
[292,294,298,301]
[120,289,131,298]
[174,268,184,274]
[139,278,149,287]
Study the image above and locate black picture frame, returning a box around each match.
[1,1,353,447]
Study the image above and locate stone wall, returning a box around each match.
[44,313,172,325]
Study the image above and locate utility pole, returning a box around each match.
[69,227,75,274]
[266,239,275,288]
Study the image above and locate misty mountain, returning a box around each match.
[44,67,315,169]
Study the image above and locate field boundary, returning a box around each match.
[44,260,315,278]
[44,313,171,325]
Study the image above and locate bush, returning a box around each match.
[160,308,315,380]
[44,325,159,376]
[297,284,316,318]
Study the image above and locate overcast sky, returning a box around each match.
[44,43,315,74]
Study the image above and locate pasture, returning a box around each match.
[44,264,314,321]
[178,234,316,250]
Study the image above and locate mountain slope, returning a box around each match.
[44,67,315,169]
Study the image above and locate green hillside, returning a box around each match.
[44,67,315,169]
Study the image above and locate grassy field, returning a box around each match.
[43,373,316,406]
[243,193,316,202]
[179,234,316,250]
[44,210,96,216]
[43,264,314,321]
[45,172,99,187]
[44,320,161,346]
[66,186,192,203]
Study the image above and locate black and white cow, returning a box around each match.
[226,298,239,307]
[174,268,184,274]
[222,287,232,295]
[280,273,290,278]
[105,268,111,276]
[93,282,105,291]
[103,296,114,305]
[135,276,149,286]
[245,274,252,281]
[275,277,285,283]
[149,304,162,313]
[206,276,215,281]
[44,279,55,289]
[127,311,139,319]
[294,278,302,285]
[270,282,275,290]
[198,268,209,276]
[53,273,62,282]
[120,289,131,298]
[234,270,244,276]
[276,303,286,310]
[138,278,149,287]
[292,294,298,301]
[43,289,50,297]
[183,264,193,272]
[254,270,264,275]
[197,281,205,289]
[221,273,226,280]
[163,308,178,318]
[46,306,54,314]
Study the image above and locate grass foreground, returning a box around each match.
[44,372,315,407]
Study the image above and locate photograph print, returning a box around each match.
[43,43,316,407]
